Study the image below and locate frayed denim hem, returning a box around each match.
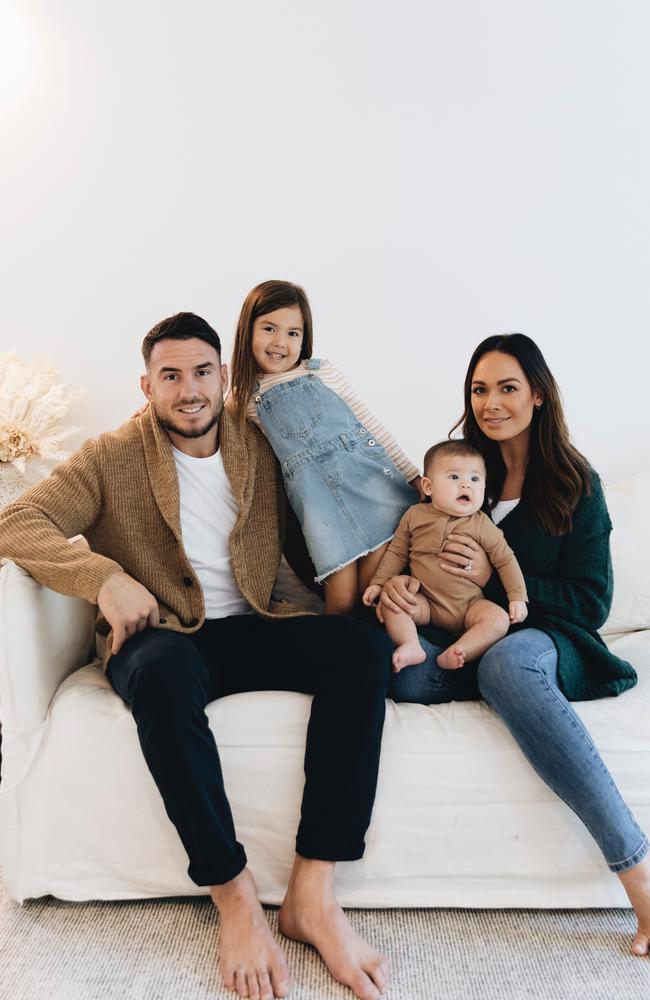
[608,837,650,873]
[315,534,395,584]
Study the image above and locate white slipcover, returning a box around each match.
[1,473,649,907]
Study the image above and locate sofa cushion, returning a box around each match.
[601,471,650,636]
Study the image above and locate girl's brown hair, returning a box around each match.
[229,280,314,430]
[451,333,591,535]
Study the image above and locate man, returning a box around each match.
[0,313,392,1000]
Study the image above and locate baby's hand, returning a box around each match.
[363,584,382,607]
[509,601,528,624]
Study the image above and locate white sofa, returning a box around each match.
[1,472,649,908]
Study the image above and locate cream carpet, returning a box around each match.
[2,879,650,1000]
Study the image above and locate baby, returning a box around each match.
[363,440,528,672]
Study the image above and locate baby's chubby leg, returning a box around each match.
[381,594,431,673]
[437,599,510,670]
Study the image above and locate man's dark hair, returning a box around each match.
[423,439,485,475]
[142,312,222,367]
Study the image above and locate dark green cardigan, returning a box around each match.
[479,472,636,702]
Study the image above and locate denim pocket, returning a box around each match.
[263,379,322,439]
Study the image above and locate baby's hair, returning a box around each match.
[230,280,314,431]
[423,439,485,476]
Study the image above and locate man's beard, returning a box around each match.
[157,399,223,440]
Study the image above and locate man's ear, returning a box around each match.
[140,372,154,402]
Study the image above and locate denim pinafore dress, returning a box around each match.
[254,359,415,582]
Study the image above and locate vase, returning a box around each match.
[0,463,29,509]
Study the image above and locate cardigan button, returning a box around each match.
[183,576,194,587]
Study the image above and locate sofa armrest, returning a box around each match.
[0,560,96,730]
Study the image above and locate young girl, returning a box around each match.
[229,279,422,614]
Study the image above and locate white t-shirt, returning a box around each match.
[490,497,520,525]
[172,446,249,619]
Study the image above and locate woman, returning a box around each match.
[382,333,650,955]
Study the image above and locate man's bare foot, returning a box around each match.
[211,868,291,998]
[392,639,426,673]
[437,644,465,670]
[618,855,650,956]
[279,859,389,1000]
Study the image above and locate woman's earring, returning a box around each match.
[535,402,542,410]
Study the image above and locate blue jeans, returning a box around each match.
[389,627,649,873]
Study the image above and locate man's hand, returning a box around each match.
[509,601,528,624]
[97,571,160,654]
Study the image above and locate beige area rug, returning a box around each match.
[2,878,650,1000]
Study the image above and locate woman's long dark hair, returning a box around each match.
[451,334,591,535]
[229,280,313,432]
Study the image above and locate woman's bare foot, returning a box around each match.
[392,639,426,673]
[211,868,291,998]
[618,855,650,956]
[279,858,390,1000]
[437,644,466,670]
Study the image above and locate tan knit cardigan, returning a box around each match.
[0,406,307,667]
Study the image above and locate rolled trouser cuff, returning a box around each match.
[608,837,650,873]
[188,842,248,886]
[295,832,365,863]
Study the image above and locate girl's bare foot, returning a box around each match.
[211,869,291,999]
[618,855,650,956]
[392,640,426,672]
[437,644,466,670]
[279,859,390,1000]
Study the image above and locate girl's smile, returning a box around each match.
[252,305,304,374]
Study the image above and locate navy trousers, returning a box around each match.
[108,613,391,886]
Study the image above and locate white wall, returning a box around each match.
[2,0,649,482]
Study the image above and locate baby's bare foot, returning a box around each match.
[212,869,290,999]
[437,644,466,670]
[392,640,427,672]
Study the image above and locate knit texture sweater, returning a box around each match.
[478,472,636,701]
[0,406,307,668]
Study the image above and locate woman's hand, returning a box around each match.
[377,575,421,622]
[440,533,492,588]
